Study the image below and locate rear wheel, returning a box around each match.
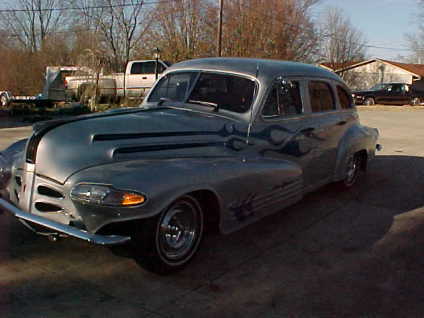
[364,97,375,106]
[338,152,364,189]
[132,195,204,274]
[411,97,421,106]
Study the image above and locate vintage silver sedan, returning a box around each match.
[0,58,380,274]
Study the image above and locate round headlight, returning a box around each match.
[70,184,146,207]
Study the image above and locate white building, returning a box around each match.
[320,59,424,91]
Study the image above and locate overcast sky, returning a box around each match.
[314,0,420,61]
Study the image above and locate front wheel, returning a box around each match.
[132,195,204,274]
[364,97,375,106]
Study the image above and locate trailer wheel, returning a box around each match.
[0,94,9,108]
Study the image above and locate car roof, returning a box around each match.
[167,57,343,82]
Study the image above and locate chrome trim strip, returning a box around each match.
[0,198,131,245]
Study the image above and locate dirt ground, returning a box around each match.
[0,109,424,317]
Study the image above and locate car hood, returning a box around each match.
[34,107,246,184]
[352,90,375,95]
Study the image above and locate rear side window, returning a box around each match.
[130,61,157,74]
[337,86,353,109]
[262,79,302,118]
[309,81,335,112]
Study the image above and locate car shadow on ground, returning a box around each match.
[1,154,424,317]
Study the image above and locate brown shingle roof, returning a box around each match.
[320,61,362,71]
[380,59,424,77]
[328,58,424,78]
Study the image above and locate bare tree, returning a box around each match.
[404,0,424,63]
[146,0,210,61]
[148,0,321,63]
[71,0,153,71]
[319,7,367,69]
[0,0,65,52]
[214,0,321,61]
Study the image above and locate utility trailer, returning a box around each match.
[0,66,88,108]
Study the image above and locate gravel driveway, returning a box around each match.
[0,110,424,317]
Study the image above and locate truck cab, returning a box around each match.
[125,60,169,97]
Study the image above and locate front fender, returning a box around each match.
[333,124,379,181]
[67,156,302,234]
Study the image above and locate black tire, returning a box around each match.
[337,153,364,190]
[364,97,375,106]
[411,97,421,106]
[132,195,204,275]
[0,94,9,108]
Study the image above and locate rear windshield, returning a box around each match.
[148,71,256,114]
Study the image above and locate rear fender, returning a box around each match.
[334,125,379,181]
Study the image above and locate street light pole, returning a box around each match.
[217,0,223,57]
[154,47,161,80]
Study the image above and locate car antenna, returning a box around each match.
[246,63,259,144]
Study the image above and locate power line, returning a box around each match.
[1,0,423,54]
[0,0,173,13]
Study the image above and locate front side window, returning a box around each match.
[337,86,353,109]
[262,79,302,118]
[309,81,335,112]
[188,73,256,113]
[148,72,198,102]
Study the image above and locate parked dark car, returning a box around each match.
[0,58,380,274]
[353,83,423,106]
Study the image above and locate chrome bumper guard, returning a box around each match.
[0,198,131,245]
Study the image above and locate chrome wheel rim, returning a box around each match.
[0,95,7,107]
[345,156,359,186]
[158,199,201,262]
[365,98,373,105]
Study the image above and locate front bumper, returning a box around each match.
[0,198,131,245]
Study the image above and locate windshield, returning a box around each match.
[148,72,198,103]
[147,71,256,114]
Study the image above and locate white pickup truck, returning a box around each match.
[65,60,170,103]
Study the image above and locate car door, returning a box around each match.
[387,83,405,104]
[302,80,343,187]
[375,85,392,104]
[400,84,411,105]
[251,77,332,190]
